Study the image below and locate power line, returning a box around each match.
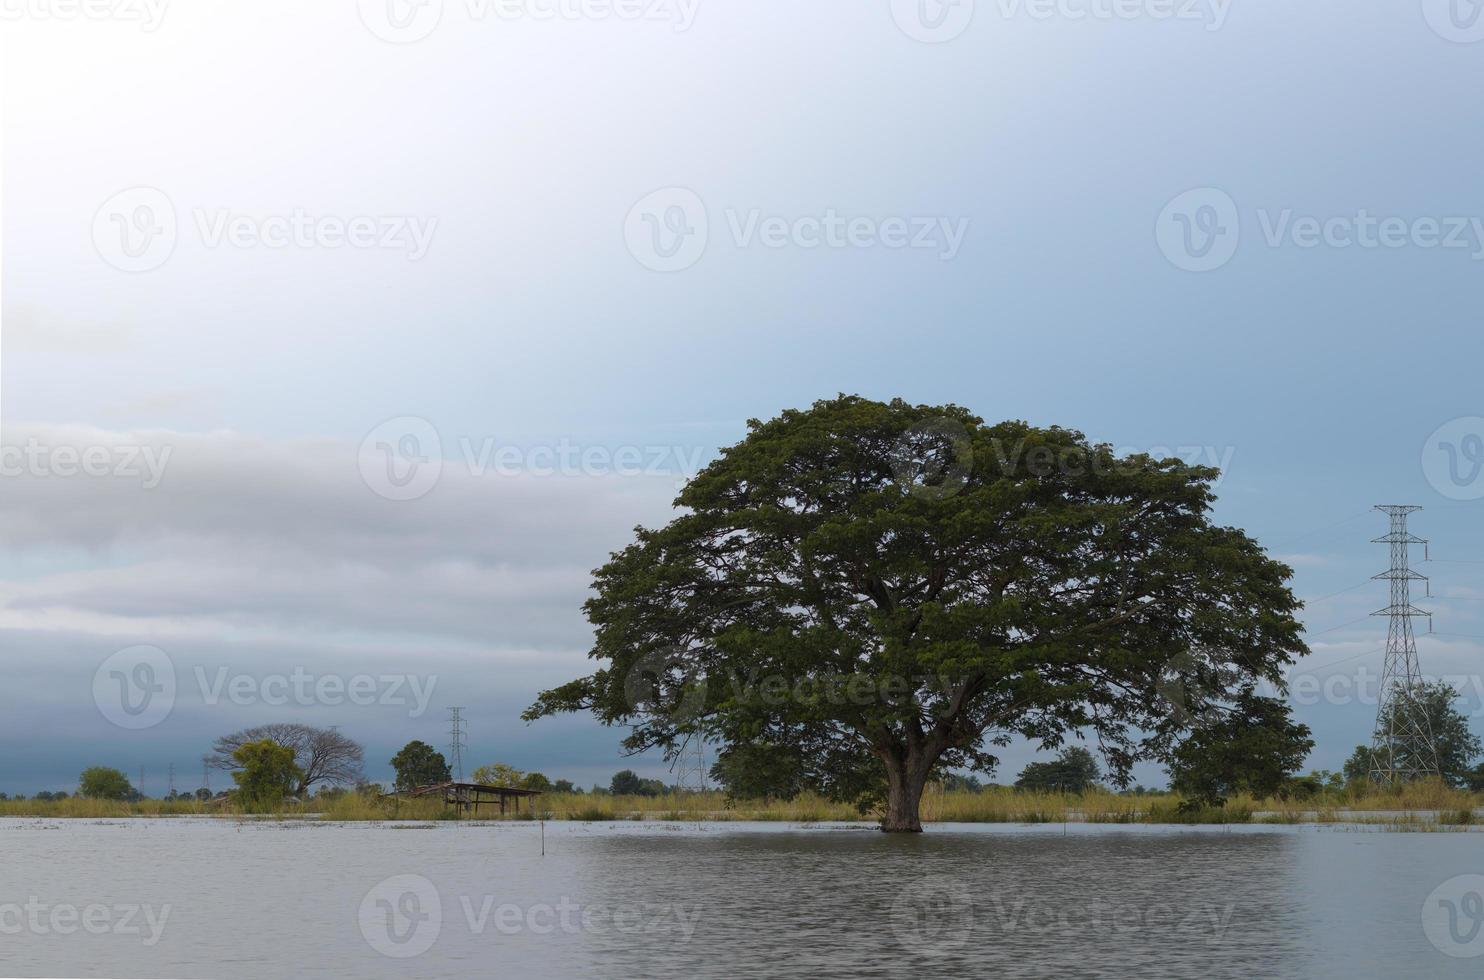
[1267,510,1373,552]
[1306,615,1374,637]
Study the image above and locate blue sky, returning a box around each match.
[5,0,1484,794]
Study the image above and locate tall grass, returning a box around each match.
[4,782,1479,825]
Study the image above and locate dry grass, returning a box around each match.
[4,781,1479,826]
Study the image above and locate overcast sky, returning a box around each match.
[5,0,1484,795]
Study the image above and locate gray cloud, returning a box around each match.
[0,423,683,792]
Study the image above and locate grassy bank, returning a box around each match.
[4,782,1482,826]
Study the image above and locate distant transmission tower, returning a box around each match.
[447,707,467,782]
[1368,505,1440,784]
[167,764,176,798]
[201,756,211,794]
[138,765,145,798]
[672,733,707,793]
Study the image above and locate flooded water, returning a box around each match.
[2,818,1482,978]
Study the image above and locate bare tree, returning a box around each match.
[210,724,364,796]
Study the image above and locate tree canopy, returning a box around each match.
[210,724,363,796]
[230,740,303,810]
[1344,681,1482,787]
[78,766,134,801]
[389,740,451,791]
[1015,746,1101,792]
[525,396,1307,830]
[1166,686,1313,801]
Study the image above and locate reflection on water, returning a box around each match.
[1,818,1481,979]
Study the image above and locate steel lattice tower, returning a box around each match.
[447,707,467,782]
[1368,505,1440,784]
[671,733,707,793]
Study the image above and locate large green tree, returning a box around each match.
[1166,687,1313,801]
[389,740,451,792]
[525,397,1306,831]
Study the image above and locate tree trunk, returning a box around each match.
[880,752,930,833]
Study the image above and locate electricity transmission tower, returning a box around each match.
[671,733,708,793]
[447,707,467,782]
[167,764,176,798]
[1368,505,1440,784]
[201,756,211,794]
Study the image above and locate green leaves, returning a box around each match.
[527,395,1306,824]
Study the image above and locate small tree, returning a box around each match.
[389,741,451,792]
[211,724,363,796]
[521,772,552,791]
[1342,744,1371,786]
[1375,681,1482,786]
[609,769,644,795]
[609,770,667,796]
[230,740,303,810]
[551,779,580,794]
[1342,683,1483,787]
[79,767,134,801]
[1167,688,1313,802]
[1015,747,1101,792]
[471,763,525,788]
